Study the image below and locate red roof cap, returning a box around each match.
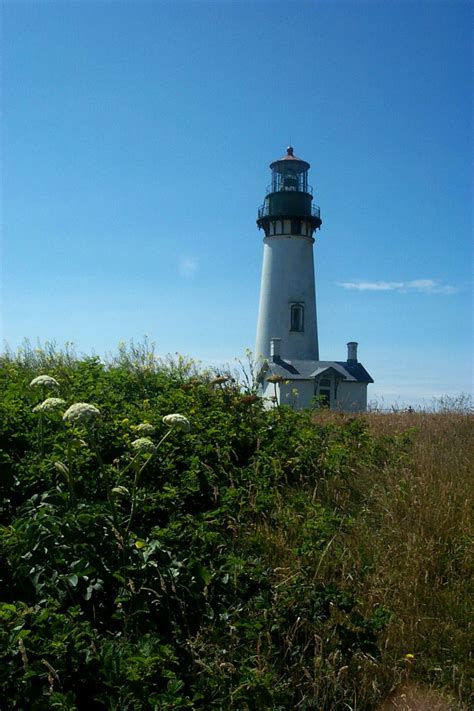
[280,146,301,160]
[270,146,310,171]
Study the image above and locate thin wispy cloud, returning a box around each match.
[337,279,459,295]
[178,257,198,279]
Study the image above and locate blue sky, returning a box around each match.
[1,0,472,406]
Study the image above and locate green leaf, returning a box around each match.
[67,573,79,588]
[196,564,212,587]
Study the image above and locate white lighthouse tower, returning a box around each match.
[255,147,373,411]
[255,146,322,362]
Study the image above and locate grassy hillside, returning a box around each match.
[0,344,472,709]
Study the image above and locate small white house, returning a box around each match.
[257,339,373,412]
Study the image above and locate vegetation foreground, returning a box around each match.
[0,344,472,710]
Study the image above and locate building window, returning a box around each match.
[315,376,332,408]
[290,303,304,332]
[319,389,331,407]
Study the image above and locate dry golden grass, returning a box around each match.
[254,410,473,707]
[378,681,458,710]
[338,411,473,706]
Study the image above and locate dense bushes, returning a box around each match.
[0,345,471,709]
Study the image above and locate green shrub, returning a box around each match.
[0,346,470,708]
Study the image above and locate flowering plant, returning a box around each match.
[33,397,66,413]
[266,374,284,383]
[30,375,60,388]
[162,413,191,433]
[134,422,156,436]
[211,375,230,386]
[63,403,101,424]
[131,437,157,454]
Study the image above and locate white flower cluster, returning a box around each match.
[162,413,190,433]
[131,437,157,454]
[135,422,156,436]
[54,461,69,477]
[63,402,101,424]
[30,375,60,389]
[33,397,66,413]
[111,485,130,497]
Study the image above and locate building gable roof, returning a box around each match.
[336,361,374,383]
[259,357,374,383]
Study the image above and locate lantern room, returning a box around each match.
[257,146,322,236]
[269,146,310,193]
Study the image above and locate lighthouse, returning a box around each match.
[255,147,373,411]
[255,146,321,362]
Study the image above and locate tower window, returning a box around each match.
[291,219,301,234]
[290,303,304,332]
[282,169,298,191]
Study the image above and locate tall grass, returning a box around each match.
[227,407,472,707]
[309,410,473,706]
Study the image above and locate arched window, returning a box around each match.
[290,303,304,332]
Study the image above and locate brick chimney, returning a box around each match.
[347,341,358,363]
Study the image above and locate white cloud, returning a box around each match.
[178,257,198,279]
[337,279,458,294]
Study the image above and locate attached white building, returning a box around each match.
[255,148,373,411]
[257,339,373,412]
